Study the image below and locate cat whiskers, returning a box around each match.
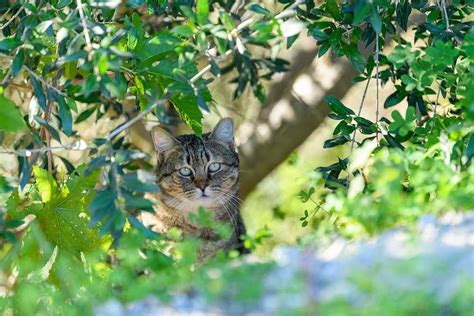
[210,188,242,233]
[214,194,238,236]
[212,188,243,205]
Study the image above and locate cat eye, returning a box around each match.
[178,167,193,176]
[208,162,221,173]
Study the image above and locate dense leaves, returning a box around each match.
[0,0,302,241]
[295,0,474,234]
[0,0,473,314]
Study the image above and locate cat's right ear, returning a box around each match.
[151,127,176,152]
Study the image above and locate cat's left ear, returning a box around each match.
[151,127,177,152]
[211,118,234,145]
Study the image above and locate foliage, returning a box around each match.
[294,0,474,234]
[0,0,300,241]
[0,0,473,314]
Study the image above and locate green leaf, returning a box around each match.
[326,0,342,19]
[149,57,207,135]
[333,120,356,136]
[324,135,350,148]
[425,40,459,67]
[384,90,406,108]
[326,96,355,116]
[135,32,181,66]
[55,0,72,9]
[34,116,61,142]
[11,49,25,78]
[387,44,418,69]
[248,4,271,17]
[30,76,47,111]
[34,166,58,203]
[343,45,366,72]
[172,94,203,136]
[466,134,474,161]
[172,25,194,37]
[75,106,96,123]
[309,24,329,41]
[0,37,21,52]
[370,6,382,33]
[401,74,418,91]
[0,95,27,132]
[29,167,104,253]
[90,189,116,226]
[57,95,73,136]
[384,134,404,150]
[220,12,235,31]
[353,2,370,25]
[196,0,209,25]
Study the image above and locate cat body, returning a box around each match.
[141,118,248,259]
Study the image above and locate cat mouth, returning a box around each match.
[196,195,212,201]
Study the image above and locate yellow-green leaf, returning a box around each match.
[0,95,27,132]
[34,166,58,203]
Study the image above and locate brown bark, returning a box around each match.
[238,55,357,199]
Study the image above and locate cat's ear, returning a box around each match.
[151,127,176,152]
[211,118,234,145]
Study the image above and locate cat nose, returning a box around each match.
[195,180,207,192]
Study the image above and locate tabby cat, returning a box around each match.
[140,118,248,259]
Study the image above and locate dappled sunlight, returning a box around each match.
[0,0,472,315]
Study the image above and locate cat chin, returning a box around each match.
[174,197,220,214]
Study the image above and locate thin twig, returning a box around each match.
[375,20,380,146]
[190,50,232,83]
[438,0,450,31]
[43,102,54,173]
[1,67,12,87]
[350,76,372,153]
[0,143,92,157]
[76,0,93,51]
[0,6,24,30]
[45,130,53,172]
[4,82,33,92]
[0,7,12,21]
[106,96,169,140]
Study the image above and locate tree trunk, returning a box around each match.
[238,54,357,199]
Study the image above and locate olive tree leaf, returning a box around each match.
[248,4,271,17]
[196,0,209,25]
[325,96,355,116]
[11,49,25,78]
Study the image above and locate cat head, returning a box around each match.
[151,118,239,213]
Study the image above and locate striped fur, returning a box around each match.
[145,119,248,259]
